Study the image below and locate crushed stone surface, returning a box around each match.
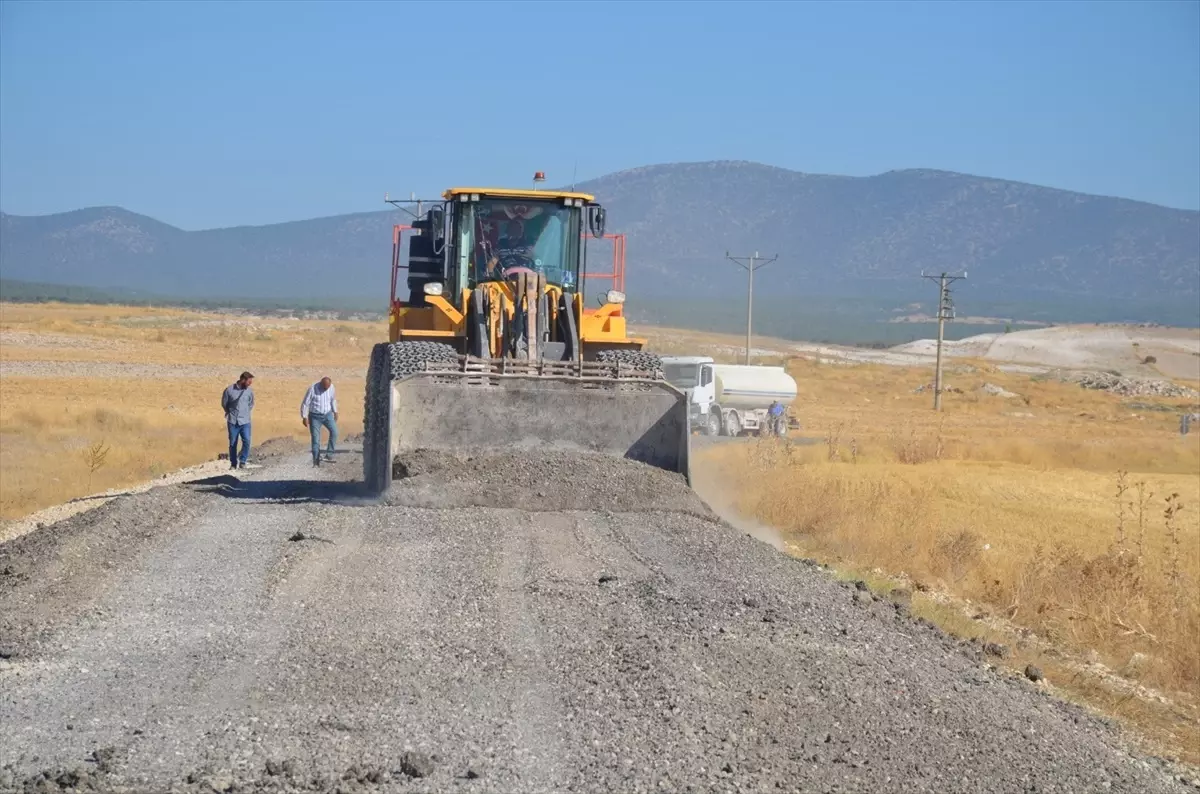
[0,446,1192,794]
[388,448,711,517]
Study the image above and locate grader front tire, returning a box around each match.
[362,341,460,495]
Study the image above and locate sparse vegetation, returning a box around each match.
[81,440,111,491]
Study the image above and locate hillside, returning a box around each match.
[1,161,1197,307]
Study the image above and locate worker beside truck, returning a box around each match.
[659,356,798,437]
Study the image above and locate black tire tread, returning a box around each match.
[363,340,459,493]
[595,348,663,376]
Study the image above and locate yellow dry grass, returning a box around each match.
[692,355,1200,763]
[0,301,382,366]
[0,302,378,518]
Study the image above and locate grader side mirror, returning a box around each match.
[429,206,445,236]
[588,206,606,238]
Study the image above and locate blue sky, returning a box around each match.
[1,0,1197,228]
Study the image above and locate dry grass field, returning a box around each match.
[685,352,1200,764]
[2,302,1198,762]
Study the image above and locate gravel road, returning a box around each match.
[0,446,1192,794]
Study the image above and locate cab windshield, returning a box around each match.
[663,362,700,389]
[469,199,577,289]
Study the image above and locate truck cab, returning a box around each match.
[660,355,720,435]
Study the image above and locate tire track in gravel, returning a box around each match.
[492,511,570,788]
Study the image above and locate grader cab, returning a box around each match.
[362,185,690,493]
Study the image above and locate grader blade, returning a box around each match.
[374,358,690,491]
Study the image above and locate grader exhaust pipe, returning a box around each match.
[363,349,691,493]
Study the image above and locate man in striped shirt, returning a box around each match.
[301,376,339,466]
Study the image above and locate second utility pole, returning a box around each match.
[726,251,778,365]
[920,270,967,411]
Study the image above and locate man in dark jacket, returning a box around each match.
[221,371,255,469]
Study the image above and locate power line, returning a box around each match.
[920,270,967,411]
[726,251,778,365]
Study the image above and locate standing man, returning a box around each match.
[301,376,339,466]
[768,400,785,436]
[222,371,255,469]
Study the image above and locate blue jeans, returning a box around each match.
[308,412,338,461]
[227,422,251,467]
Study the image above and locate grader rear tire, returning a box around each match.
[595,348,663,376]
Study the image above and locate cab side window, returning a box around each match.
[700,366,712,387]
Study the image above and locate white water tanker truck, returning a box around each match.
[659,355,798,437]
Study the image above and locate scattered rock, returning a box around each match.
[398,751,434,779]
[1076,372,1198,398]
[89,747,116,773]
[288,531,308,542]
[1025,665,1044,683]
[979,383,1022,399]
[983,642,1009,659]
[598,574,618,585]
[742,596,760,608]
[913,383,964,395]
[853,590,874,606]
[1122,651,1153,678]
[853,580,869,592]
[889,587,913,607]
[205,770,234,792]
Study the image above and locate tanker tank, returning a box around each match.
[712,365,798,411]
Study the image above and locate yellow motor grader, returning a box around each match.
[362,185,690,492]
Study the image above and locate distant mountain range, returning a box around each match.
[2,161,1197,311]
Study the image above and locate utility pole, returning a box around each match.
[726,251,778,365]
[920,270,967,411]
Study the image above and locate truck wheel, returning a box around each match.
[705,412,720,437]
[724,411,741,438]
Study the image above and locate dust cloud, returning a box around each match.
[690,457,786,551]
